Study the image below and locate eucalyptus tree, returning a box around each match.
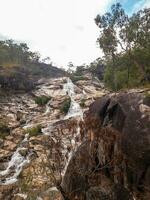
[95,3,128,90]
[95,3,150,90]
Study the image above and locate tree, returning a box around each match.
[0,39,41,65]
[42,56,51,64]
[29,51,41,63]
[95,3,127,90]
[95,4,150,90]
[67,62,74,74]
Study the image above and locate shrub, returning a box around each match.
[34,96,51,106]
[144,92,150,106]
[26,125,42,137]
[0,122,10,139]
[70,75,88,83]
[60,98,71,114]
[80,99,86,108]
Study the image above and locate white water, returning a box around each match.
[0,134,31,185]
[64,78,83,120]
[43,78,83,135]
[62,121,81,176]
[62,78,83,175]
[0,78,83,187]
[45,98,52,114]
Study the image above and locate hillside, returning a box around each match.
[0,63,66,91]
[0,2,150,200]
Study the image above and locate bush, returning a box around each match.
[0,122,10,139]
[60,98,71,114]
[70,75,88,83]
[144,92,150,98]
[34,96,51,106]
[144,92,150,106]
[80,99,86,108]
[104,64,143,91]
[26,125,42,137]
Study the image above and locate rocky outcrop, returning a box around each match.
[0,75,107,199]
[0,63,66,91]
[62,89,150,200]
[0,66,34,91]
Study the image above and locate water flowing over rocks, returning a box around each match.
[0,74,107,199]
[1,70,149,200]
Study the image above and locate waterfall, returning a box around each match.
[0,134,31,185]
[63,78,83,120]
[0,78,83,186]
[62,121,81,176]
[62,78,83,175]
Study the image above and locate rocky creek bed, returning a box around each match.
[0,74,149,200]
[0,75,107,200]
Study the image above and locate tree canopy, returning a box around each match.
[95,3,150,90]
[0,39,41,66]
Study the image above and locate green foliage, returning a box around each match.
[89,58,104,80]
[60,98,71,114]
[144,92,150,98]
[104,66,115,90]
[0,122,10,139]
[95,4,150,91]
[144,92,150,106]
[74,65,86,76]
[34,96,51,106]
[0,39,40,66]
[70,75,87,83]
[80,99,86,108]
[26,125,42,137]
[104,53,144,90]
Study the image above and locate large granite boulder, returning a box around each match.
[62,90,150,200]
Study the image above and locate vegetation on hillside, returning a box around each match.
[25,125,42,137]
[72,5,150,91]
[0,40,65,91]
[0,122,10,139]
[94,4,150,90]
[0,39,40,66]
[34,96,51,106]
[60,97,71,114]
[80,99,86,108]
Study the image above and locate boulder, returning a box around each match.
[62,90,150,200]
[0,184,18,200]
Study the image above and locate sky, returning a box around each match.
[0,0,150,68]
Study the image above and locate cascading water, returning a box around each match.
[63,78,83,120]
[62,78,83,175]
[0,78,83,188]
[45,98,52,115]
[0,134,31,185]
[62,121,81,176]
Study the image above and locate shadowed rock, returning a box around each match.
[62,90,150,200]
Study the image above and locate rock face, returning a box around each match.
[0,74,107,199]
[0,63,66,91]
[62,90,150,200]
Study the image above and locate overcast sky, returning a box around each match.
[0,0,150,67]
